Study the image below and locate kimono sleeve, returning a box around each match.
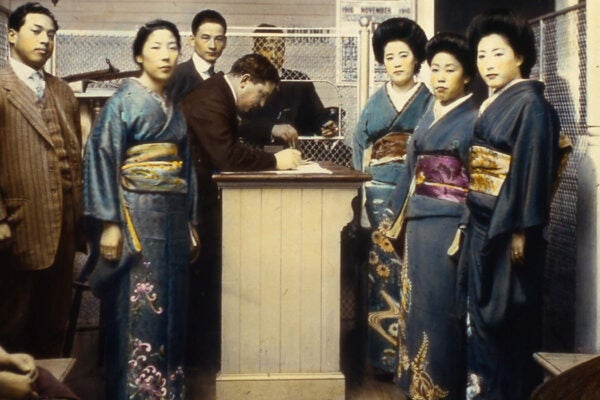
[387,133,417,215]
[488,99,561,239]
[352,103,370,171]
[83,97,127,223]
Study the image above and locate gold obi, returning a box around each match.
[120,143,187,193]
[468,145,511,196]
[370,132,410,164]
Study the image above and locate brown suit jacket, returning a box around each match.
[181,72,276,206]
[0,65,83,270]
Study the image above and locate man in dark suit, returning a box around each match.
[0,2,83,358]
[239,24,339,147]
[181,53,300,372]
[166,9,227,104]
[165,9,228,373]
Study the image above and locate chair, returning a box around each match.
[62,250,102,358]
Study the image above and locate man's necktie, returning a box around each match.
[29,71,44,99]
[207,65,215,77]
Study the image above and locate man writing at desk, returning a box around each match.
[181,53,300,371]
[182,53,302,178]
[239,24,339,147]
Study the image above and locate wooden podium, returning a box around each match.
[213,162,369,400]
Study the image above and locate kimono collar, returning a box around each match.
[386,80,421,112]
[479,78,527,115]
[433,93,473,124]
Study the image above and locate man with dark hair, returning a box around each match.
[166,9,228,374]
[0,2,83,358]
[181,53,300,373]
[183,53,298,176]
[239,23,339,147]
[166,9,227,103]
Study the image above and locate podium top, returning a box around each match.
[213,161,370,188]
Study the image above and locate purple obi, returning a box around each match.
[414,154,469,203]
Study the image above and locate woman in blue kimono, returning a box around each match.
[352,17,432,375]
[83,20,197,400]
[385,32,476,400]
[462,10,561,399]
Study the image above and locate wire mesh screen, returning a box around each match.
[0,11,8,63]
[530,4,586,351]
[55,27,359,166]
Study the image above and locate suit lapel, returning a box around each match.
[1,66,53,146]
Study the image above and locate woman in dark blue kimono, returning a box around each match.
[462,10,561,399]
[83,20,198,400]
[384,32,476,400]
[352,17,432,374]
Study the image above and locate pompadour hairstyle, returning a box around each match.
[372,17,427,73]
[466,8,536,78]
[426,32,475,80]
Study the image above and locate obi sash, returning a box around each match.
[468,145,511,196]
[414,154,469,203]
[120,142,188,194]
[370,132,410,165]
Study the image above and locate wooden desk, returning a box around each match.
[533,352,599,378]
[36,357,76,382]
[214,162,369,400]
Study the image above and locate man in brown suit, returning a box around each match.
[0,2,83,358]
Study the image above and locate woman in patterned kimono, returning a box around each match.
[352,17,432,375]
[385,32,476,400]
[83,20,197,400]
[462,10,561,399]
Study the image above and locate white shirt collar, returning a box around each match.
[192,52,214,80]
[223,74,238,105]
[9,57,45,96]
[10,57,44,83]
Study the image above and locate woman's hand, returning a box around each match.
[100,222,123,261]
[511,231,526,265]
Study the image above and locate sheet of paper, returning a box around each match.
[270,161,333,174]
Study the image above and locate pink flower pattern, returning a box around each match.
[130,261,164,314]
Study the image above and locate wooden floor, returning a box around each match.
[64,328,409,400]
[185,370,408,400]
[63,250,407,399]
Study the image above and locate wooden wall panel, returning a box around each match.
[221,188,242,373]
[239,188,263,373]
[280,189,303,372]
[299,188,323,372]
[8,0,337,31]
[259,188,282,372]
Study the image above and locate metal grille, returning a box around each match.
[0,10,8,63]
[55,27,359,166]
[530,4,586,351]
